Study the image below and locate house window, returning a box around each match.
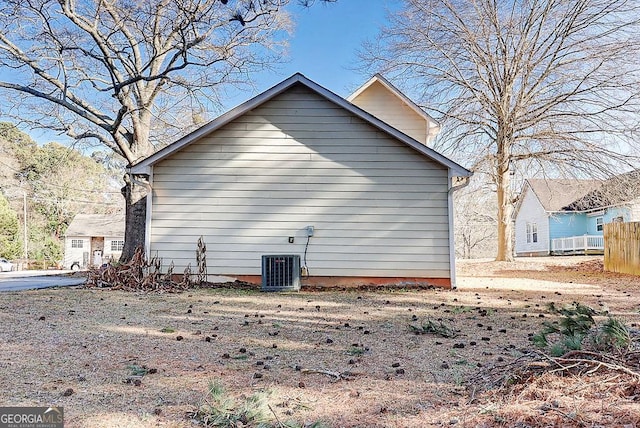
[111,240,124,252]
[71,239,83,249]
[596,217,604,232]
[526,222,538,244]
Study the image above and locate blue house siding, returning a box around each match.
[605,206,630,223]
[586,214,602,235]
[585,207,631,235]
[549,213,587,240]
[550,207,631,238]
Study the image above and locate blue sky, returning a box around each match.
[3,0,398,144]
[262,1,394,94]
[224,0,397,108]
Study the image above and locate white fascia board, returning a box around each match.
[346,75,377,101]
[131,73,470,177]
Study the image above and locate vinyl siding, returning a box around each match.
[549,213,587,239]
[515,185,550,255]
[546,206,633,240]
[150,84,451,278]
[585,206,632,235]
[631,199,640,221]
[63,236,123,268]
[586,213,604,235]
[349,80,429,145]
[604,206,632,224]
[63,237,89,268]
[104,237,124,261]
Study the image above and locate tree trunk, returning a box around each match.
[120,173,150,262]
[495,158,514,262]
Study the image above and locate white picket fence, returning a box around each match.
[551,235,605,254]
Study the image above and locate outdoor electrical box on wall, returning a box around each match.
[261,255,301,292]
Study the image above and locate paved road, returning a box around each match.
[0,271,86,291]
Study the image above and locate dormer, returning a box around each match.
[348,74,440,146]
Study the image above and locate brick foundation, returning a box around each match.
[233,275,452,289]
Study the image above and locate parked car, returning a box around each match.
[0,258,14,272]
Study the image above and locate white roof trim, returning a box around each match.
[347,74,440,129]
[131,73,468,176]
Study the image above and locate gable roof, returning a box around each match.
[564,169,640,211]
[347,74,440,131]
[130,73,469,177]
[525,179,602,212]
[65,213,125,238]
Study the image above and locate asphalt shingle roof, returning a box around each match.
[564,170,640,211]
[65,213,125,238]
[526,179,602,211]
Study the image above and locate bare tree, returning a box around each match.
[361,0,640,261]
[0,0,296,261]
[454,177,497,259]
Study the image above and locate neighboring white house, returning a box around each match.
[347,74,440,147]
[515,177,640,256]
[130,73,471,288]
[64,213,125,269]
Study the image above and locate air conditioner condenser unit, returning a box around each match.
[261,254,301,291]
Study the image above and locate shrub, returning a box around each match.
[533,303,632,356]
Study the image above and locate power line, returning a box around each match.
[0,158,122,194]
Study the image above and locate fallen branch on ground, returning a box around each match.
[409,319,459,338]
[84,247,193,292]
[468,348,640,392]
[301,368,362,381]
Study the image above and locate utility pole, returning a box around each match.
[23,191,27,262]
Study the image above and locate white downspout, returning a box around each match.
[448,171,471,289]
[144,168,153,262]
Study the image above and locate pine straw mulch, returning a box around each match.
[464,348,640,426]
[473,349,640,391]
[4,256,640,427]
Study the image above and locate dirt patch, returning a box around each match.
[1,258,639,427]
[459,255,640,283]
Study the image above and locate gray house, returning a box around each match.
[130,74,471,288]
[64,213,125,269]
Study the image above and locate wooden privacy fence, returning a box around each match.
[604,222,640,276]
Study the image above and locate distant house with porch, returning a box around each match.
[63,213,125,269]
[514,174,640,256]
